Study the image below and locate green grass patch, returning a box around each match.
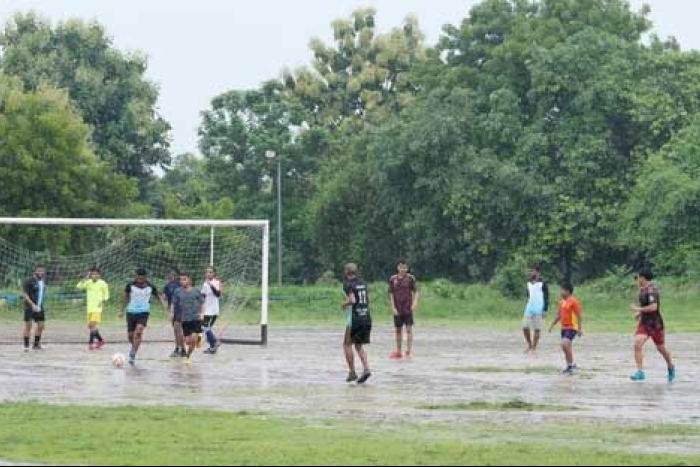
[2,278,699,333]
[0,403,699,466]
[419,399,576,412]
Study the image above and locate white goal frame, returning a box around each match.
[0,217,269,346]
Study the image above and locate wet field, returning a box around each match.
[1,323,698,429]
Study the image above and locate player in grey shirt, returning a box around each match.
[171,271,204,363]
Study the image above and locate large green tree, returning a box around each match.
[0,12,171,186]
[0,73,140,251]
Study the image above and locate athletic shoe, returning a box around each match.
[179,349,187,358]
[668,366,676,383]
[630,370,645,381]
[346,372,358,383]
[89,343,97,350]
[128,350,136,365]
[404,351,412,359]
[357,371,372,384]
[389,351,402,359]
[203,347,217,354]
[32,344,43,350]
[170,349,180,358]
[23,346,29,353]
[183,357,191,365]
[562,366,574,375]
[96,340,105,349]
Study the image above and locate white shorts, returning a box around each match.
[522,314,543,330]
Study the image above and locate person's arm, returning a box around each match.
[548,313,560,333]
[410,276,419,313]
[22,279,39,312]
[388,278,397,315]
[120,284,130,317]
[198,296,205,321]
[629,288,658,314]
[542,282,549,316]
[171,292,178,321]
[575,300,583,336]
[341,285,355,309]
[152,285,167,312]
[209,279,222,298]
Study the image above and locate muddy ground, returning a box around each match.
[0,323,697,431]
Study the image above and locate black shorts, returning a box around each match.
[126,313,149,333]
[393,312,414,328]
[348,320,371,345]
[24,309,45,323]
[202,315,218,328]
[182,320,202,337]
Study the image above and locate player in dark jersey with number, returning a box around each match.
[341,263,372,384]
[629,267,675,382]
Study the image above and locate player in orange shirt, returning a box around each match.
[548,282,582,375]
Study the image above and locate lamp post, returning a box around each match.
[265,150,282,286]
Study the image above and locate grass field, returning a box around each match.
[0,403,699,466]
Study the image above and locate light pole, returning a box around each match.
[265,150,282,286]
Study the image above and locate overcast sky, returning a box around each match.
[0,0,696,155]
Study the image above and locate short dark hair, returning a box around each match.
[136,268,148,276]
[344,263,358,275]
[179,270,191,279]
[637,267,654,281]
[90,266,100,274]
[561,282,574,294]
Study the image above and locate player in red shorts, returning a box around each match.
[629,267,675,382]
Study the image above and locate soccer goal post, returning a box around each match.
[0,217,269,346]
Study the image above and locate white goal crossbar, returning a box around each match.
[0,217,270,346]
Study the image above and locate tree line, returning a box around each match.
[1,0,699,294]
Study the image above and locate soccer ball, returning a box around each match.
[111,353,126,368]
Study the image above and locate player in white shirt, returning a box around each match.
[201,265,223,354]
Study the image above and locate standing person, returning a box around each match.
[119,268,166,365]
[548,282,582,375]
[522,264,549,354]
[388,260,418,359]
[22,265,47,352]
[201,265,223,354]
[629,267,676,382]
[76,267,110,350]
[341,263,372,384]
[162,268,185,357]
[172,271,204,364]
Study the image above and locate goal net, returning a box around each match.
[0,218,269,346]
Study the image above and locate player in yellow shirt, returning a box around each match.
[77,267,110,350]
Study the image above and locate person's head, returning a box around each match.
[89,267,101,281]
[528,264,541,281]
[396,260,409,276]
[179,270,192,288]
[168,266,181,281]
[33,265,46,280]
[344,262,358,280]
[205,265,217,280]
[560,282,574,299]
[636,267,654,287]
[135,268,148,285]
